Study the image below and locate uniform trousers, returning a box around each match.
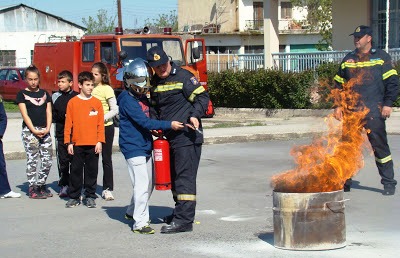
[170,144,202,225]
[345,117,397,187]
[365,117,397,186]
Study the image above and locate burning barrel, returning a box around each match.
[273,190,346,250]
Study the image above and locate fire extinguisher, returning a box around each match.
[153,130,171,190]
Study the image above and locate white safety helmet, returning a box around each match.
[123,58,152,94]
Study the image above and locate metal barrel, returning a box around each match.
[272,190,346,250]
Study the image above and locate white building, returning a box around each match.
[0,4,85,67]
[178,0,321,55]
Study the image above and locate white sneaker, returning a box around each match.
[1,191,22,199]
[102,189,114,201]
[59,186,68,197]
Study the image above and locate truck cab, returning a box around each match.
[33,30,208,98]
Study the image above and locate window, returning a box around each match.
[120,38,185,66]
[186,40,204,65]
[253,2,264,30]
[6,69,18,80]
[0,69,7,80]
[100,42,117,65]
[281,2,292,19]
[82,42,95,62]
[0,50,16,67]
[372,0,400,49]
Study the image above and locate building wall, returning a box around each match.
[0,5,85,67]
[332,0,370,50]
[178,0,237,32]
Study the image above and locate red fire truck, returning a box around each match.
[33,28,210,100]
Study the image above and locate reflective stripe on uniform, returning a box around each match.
[375,155,392,164]
[154,83,183,92]
[341,59,384,69]
[177,194,196,201]
[382,69,398,80]
[334,75,345,84]
[188,86,206,102]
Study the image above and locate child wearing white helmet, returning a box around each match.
[117,58,184,234]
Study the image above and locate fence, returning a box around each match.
[207,53,264,72]
[207,49,400,73]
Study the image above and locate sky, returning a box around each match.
[0,0,178,29]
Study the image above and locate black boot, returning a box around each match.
[160,221,193,234]
[382,185,396,196]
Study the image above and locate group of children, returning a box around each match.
[1,58,185,234]
[6,63,118,209]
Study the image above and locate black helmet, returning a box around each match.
[123,58,152,93]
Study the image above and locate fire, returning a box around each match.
[271,73,371,193]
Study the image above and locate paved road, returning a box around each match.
[1,139,399,258]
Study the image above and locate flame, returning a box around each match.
[271,72,371,193]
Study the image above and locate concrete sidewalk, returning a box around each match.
[4,107,400,160]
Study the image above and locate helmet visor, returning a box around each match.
[125,77,148,88]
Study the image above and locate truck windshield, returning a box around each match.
[120,38,185,66]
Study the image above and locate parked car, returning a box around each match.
[0,67,28,101]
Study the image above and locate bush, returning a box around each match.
[208,69,314,108]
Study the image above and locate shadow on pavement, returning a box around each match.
[350,180,383,193]
[149,206,174,224]
[101,205,173,226]
[258,231,274,246]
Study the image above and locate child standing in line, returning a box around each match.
[0,95,21,199]
[91,62,118,201]
[117,58,184,234]
[64,71,105,208]
[52,70,78,197]
[16,65,53,199]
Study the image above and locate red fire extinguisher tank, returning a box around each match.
[153,132,171,190]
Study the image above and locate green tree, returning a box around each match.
[144,10,178,32]
[82,9,116,33]
[291,0,332,50]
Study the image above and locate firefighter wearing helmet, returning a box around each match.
[116,58,184,234]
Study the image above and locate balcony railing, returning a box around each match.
[245,20,264,30]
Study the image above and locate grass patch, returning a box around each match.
[3,101,19,112]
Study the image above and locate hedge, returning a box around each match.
[208,62,400,109]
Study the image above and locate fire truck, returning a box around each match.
[33,28,211,108]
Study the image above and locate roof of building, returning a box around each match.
[0,3,86,31]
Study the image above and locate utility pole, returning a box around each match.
[115,0,123,34]
[117,0,123,29]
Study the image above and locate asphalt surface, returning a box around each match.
[1,108,399,257]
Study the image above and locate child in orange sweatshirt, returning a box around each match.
[64,71,105,208]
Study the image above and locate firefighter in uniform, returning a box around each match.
[334,25,399,195]
[147,46,210,233]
